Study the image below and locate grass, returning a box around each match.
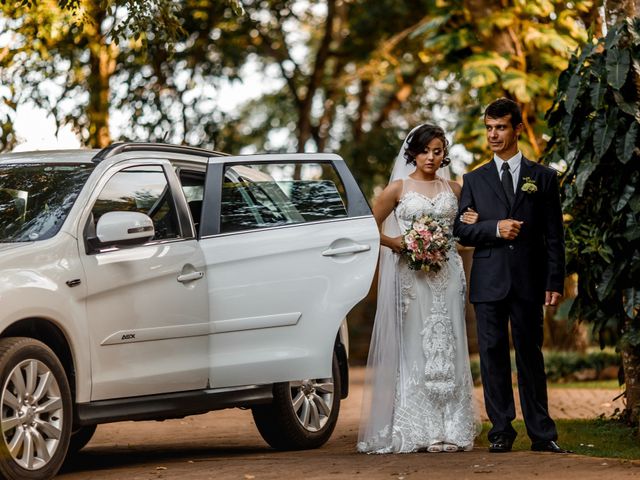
[475,419,640,460]
[548,379,621,389]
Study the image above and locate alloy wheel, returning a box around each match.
[289,377,334,432]
[1,359,64,470]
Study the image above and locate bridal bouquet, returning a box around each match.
[400,215,453,274]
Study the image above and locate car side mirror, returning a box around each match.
[90,211,155,250]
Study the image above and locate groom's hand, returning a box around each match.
[545,291,562,306]
[498,219,523,240]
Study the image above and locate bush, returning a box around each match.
[469,349,621,384]
[544,350,620,383]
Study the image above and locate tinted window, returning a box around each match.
[220,162,348,233]
[179,170,205,235]
[90,166,180,241]
[0,163,94,242]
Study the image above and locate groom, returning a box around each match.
[453,98,566,453]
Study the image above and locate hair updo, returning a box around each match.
[403,124,450,167]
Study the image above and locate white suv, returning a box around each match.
[0,144,378,480]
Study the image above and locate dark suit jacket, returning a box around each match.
[453,157,565,304]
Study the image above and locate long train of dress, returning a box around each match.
[358,177,478,454]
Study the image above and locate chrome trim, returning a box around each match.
[212,312,301,333]
[208,153,343,165]
[322,243,371,256]
[92,142,227,163]
[101,311,302,345]
[101,322,210,345]
[91,235,195,255]
[198,214,375,240]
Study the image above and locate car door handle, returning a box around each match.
[177,271,204,283]
[322,243,371,257]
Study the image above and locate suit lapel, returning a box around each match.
[510,157,535,215]
[478,161,510,209]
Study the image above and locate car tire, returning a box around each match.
[252,352,341,450]
[67,425,97,456]
[0,337,72,480]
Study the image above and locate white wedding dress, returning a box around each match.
[357,176,478,454]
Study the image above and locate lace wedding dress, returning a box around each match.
[357,177,478,454]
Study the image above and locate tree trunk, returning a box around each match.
[605,0,639,27]
[605,0,640,426]
[543,274,588,351]
[296,0,337,151]
[85,7,115,148]
[621,337,640,425]
[464,0,541,155]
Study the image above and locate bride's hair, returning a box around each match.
[403,123,450,167]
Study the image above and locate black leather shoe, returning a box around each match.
[489,434,514,453]
[531,440,571,453]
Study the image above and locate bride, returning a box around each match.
[357,124,480,454]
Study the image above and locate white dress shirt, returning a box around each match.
[494,151,522,193]
[494,151,522,237]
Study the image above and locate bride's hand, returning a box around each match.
[460,208,479,225]
[385,235,404,254]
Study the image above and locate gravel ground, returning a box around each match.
[56,367,638,479]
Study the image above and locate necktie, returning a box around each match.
[501,162,515,206]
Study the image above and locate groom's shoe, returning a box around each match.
[488,434,513,453]
[531,440,571,453]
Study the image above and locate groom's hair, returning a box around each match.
[484,98,523,128]
[403,124,450,166]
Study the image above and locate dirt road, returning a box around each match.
[58,368,638,479]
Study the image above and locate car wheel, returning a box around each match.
[252,352,341,450]
[67,425,97,456]
[0,338,72,480]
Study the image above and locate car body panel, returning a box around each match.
[203,216,377,387]
[74,158,209,400]
[0,233,93,401]
[0,145,378,412]
[200,154,378,387]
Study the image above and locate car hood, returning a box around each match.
[0,243,28,253]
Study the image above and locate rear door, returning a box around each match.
[199,153,378,388]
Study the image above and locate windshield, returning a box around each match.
[0,163,95,242]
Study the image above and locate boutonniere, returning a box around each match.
[521,176,537,194]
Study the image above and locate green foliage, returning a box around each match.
[0,0,599,199]
[469,349,621,385]
[411,0,594,163]
[0,0,254,150]
[543,349,621,382]
[545,19,640,354]
[0,0,245,47]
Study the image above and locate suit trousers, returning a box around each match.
[474,293,558,443]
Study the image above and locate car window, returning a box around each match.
[0,163,94,243]
[178,170,206,236]
[90,165,181,241]
[220,162,348,233]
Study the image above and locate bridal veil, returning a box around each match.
[357,126,465,453]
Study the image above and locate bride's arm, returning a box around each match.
[373,180,403,253]
[449,180,478,224]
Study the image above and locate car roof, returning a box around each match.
[0,149,98,164]
[0,143,226,165]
